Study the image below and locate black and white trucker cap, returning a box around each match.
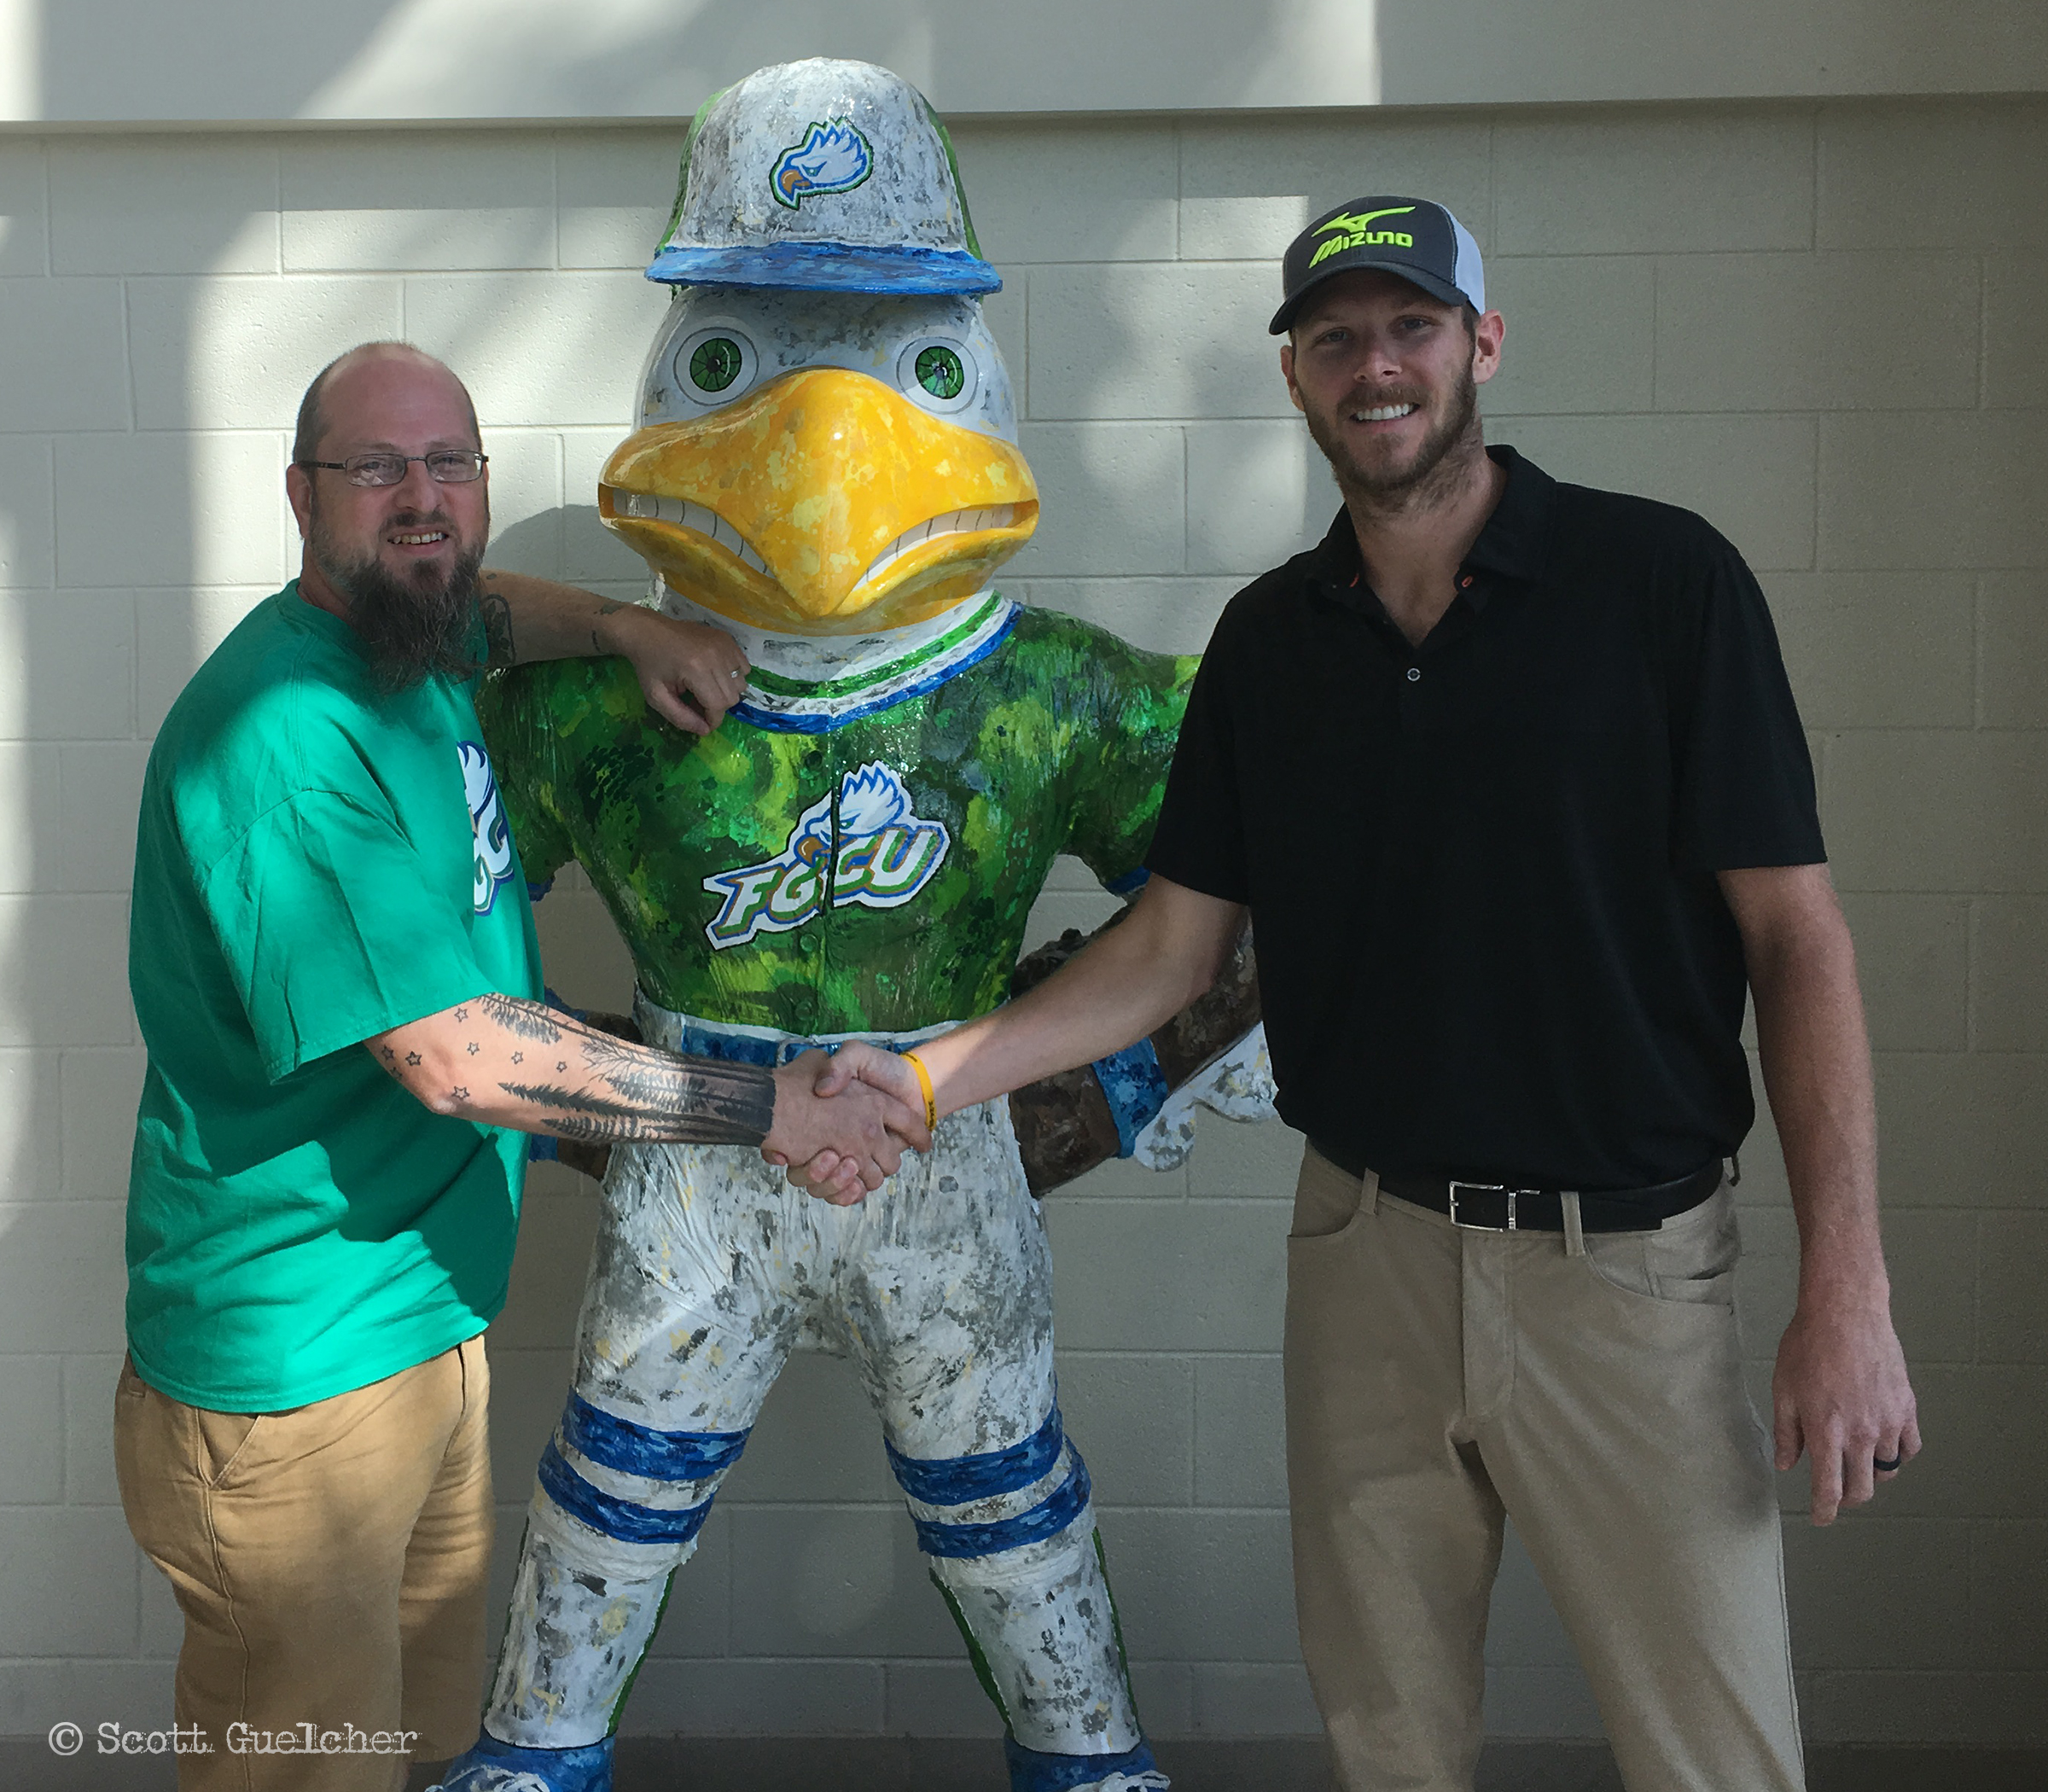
[1269,195,1486,334]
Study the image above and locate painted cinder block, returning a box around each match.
[950,120,1178,267]
[1481,256,1656,416]
[63,1353,123,1506]
[1824,731,2048,893]
[1876,1210,1981,1367]
[60,1048,147,1201]
[1818,98,2048,253]
[1054,1352,1195,1507]
[1655,252,1978,416]
[0,278,129,433]
[0,894,136,1049]
[1480,1663,1606,1738]
[55,433,288,591]
[726,1504,957,1660]
[1765,572,1975,730]
[0,1355,62,1501]
[1492,107,1816,256]
[0,591,134,741]
[0,742,58,891]
[1976,573,2048,729]
[1177,113,1492,258]
[1184,420,1341,579]
[0,434,55,589]
[1874,1052,2048,1210]
[1482,1523,1579,1668]
[641,1504,733,1661]
[1983,251,2048,410]
[0,1044,61,1196]
[0,1199,129,1351]
[478,1343,576,1504]
[1800,1667,2048,1748]
[1010,575,1242,657]
[1180,1112,1303,1202]
[1971,897,2048,1053]
[715,1349,898,1506]
[403,272,666,429]
[127,274,404,432]
[1026,263,1287,422]
[50,136,279,276]
[488,1186,602,1350]
[529,881,635,1011]
[0,1658,177,1735]
[1855,1364,2048,1521]
[1492,412,1817,573]
[1186,1662,1322,1736]
[556,129,683,272]
[880,1661,1006,1736]
[0,1506,139,1655]
[1968,1521,2048,1672]
[1192,1354,1286,1509]
[1975,1211,2048,1364]
[615,1658,884,1735]
[1819,411,2048,572]
[474,428,566,579]
[1044,1200,1286,1353]
[0,140,48,277]
[1009,422,1185,579]
[56,741,150,893]
[282,132,556,273]
[1094,1508,1300,1663]
[1833,893,1969,1055]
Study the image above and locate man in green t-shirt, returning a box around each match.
[119,341,926,1790]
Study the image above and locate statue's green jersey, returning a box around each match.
[479,601,1197,1036]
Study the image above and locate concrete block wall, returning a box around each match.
[0,95,2042,1748]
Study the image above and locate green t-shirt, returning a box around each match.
[125,585,544,1412]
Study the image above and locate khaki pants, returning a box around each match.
[1285,1146,1803,1792]
[115,1337,494,1792]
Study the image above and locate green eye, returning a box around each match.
[689,337,745,393]
[915,345,966,401]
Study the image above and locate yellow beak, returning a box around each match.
[599,366,1039,635]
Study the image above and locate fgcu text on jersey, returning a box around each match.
[459,742,515,914]
[701,761,948,949]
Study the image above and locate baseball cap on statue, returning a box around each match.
[1269,195,1485,334]
[647,58,1000,296]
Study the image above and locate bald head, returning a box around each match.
[293,342,479,467]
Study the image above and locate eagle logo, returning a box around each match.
[458,741,515,915]
[771,118,874,210]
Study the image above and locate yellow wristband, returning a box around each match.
[902,1050,940,1132]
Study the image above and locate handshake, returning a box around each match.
[759,1042,940,1206]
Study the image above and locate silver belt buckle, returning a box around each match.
[1448,1179,1510,1230]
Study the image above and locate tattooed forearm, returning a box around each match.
[480,585,517,667]
[591,598,625,655]
[478,991,565,1044]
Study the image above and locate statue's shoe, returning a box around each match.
[426,1734,613,1792]
[1004,1736,1169,1792]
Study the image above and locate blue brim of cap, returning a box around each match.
[646,241,1002,296]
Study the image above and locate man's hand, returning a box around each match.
[762,1048,930,1204]
[1773,1292,1920,1525]
[598,603,750,736]
[771,1044,926,1193]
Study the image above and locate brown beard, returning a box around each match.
[1302,359,1483,511]
[310,497,487,692]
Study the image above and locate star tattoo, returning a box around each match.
[512,1051,524,1064]
[451,1085,469,1101]
[405,1051,422,1067]
[466,1041,480,1056]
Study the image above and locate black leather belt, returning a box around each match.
[1312,1145,1724,1234]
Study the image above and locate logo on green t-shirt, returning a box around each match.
[459,741,515,914]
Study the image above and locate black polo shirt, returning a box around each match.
[1146,445,1824,1195]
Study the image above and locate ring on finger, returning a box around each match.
[1873,1452,1903,1472]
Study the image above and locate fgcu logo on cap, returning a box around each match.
[701,761,950,948]
[771,118,875,209]
[1309,205,1417,269]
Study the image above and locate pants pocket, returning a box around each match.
[1289,1149,1370,1242]
[1582,1186,1739,1310]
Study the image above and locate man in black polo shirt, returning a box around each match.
[814,195,1918,1791]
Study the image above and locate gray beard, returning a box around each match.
[1305,365,1484,515]
[311,509,486,693]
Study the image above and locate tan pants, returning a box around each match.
[115,1337,494,1792]
[1285,1146,1803,1792]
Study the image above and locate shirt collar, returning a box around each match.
[1306,443,1557,611]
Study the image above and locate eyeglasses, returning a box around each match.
[298,451,489,487]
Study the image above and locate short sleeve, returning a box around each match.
[1144,635,1250,904]
[201,792,497,1081]
[1058,633,1200,893]
[476,666,576,891]
[1667,535,1826,873]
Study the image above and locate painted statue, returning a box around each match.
[434,59,1268,1792]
